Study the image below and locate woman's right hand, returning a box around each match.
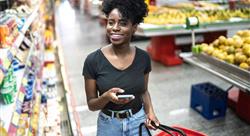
[102,88,132,105]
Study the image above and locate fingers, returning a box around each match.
[145,119,156,130]
[115,88,125,93]
[145,115,160,130]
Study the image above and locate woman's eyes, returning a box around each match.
[108,21,114,26]
[107,20,127,26]
[119,21,127,26]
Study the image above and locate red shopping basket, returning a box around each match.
[156,125,207,136]
[139,122,207,136]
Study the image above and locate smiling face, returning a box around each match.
[106,8,137,46]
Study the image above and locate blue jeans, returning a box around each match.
[97,107,149,136]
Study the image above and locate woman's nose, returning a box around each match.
[112,23,121,31]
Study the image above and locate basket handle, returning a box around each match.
[139,122,187,136]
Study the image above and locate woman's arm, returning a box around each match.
[85,78,109,111]
[84,78,130,111]
[142,73,159,129]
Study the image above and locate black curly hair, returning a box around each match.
[102,0,148,25]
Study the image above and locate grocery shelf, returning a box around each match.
[136,19,250,37]
[11,2,40,50]
[0,3,40,85]
[183,53,250,92]
[0,68,25,130]
[0,2,42,134]
[20,4,40,34]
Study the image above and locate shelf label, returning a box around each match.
[18,92,25,103]
[11,112,20,126]
[10,47,17,56]
[15,100,22,113]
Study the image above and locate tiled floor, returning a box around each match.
[55,1,250,136]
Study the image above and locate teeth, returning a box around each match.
[111,35,122,39]
[112,34,121,37]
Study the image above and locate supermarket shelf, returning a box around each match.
[20,5,40,34]
[183,53,250,92]
[0,3,40,85]
[13,34,25,49]
[0,68,25,130]
[0,40,36,132]
[136,19,250,37]
[15,3,40,48]
[0,3,41,133]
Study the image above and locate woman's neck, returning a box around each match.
[110,44,132,56]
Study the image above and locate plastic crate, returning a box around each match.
[190,82,228,120]
[156,125,207,136]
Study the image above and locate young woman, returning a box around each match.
[82,0,159,135]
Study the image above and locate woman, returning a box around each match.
[82,0,159,135]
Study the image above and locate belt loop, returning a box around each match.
[129,109,133,116]
[111,111,114,118]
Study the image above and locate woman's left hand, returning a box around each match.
[145,112,160,130]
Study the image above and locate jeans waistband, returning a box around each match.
[102,104,142,119]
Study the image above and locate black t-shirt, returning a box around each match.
[82,47,151,111]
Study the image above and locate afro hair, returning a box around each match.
[102,0,148,25]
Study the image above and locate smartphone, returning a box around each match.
[117,94,135,100]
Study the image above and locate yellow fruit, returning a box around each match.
[235,48,243,53]
[232,35,241,40]
[237,30,244,36]
[217,52,226,60]
[212,39,220,47]
[234,38,243,48]
[246,58,250,65]
[235,53,247,64]
[239,62,249,70]
[227,38,234,46]
[243,44,250,57]
[225,54,235,64]
[244,37,250,44]
[205,46,214,55]
[219,45,226,50]
[200,43,209,52]
[242,30,250,37]
[218,36,227,45]
[212,49,220,57]
[226,46,235,54]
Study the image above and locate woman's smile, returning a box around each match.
[110,34,124,41]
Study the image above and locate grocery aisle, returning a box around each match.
[55,1,250,136]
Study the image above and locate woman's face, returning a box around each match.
[106,8,137,46]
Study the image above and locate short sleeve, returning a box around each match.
[144,53,152,74]
[82,53,97,79]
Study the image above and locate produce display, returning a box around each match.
[197,30,250,71]
[144,3,250,25]
[170,1,224,10]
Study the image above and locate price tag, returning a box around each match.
[22,77,28,86]
[186,16,199,29]
[18,92,25,103]
[10,47,17,56]
[11,112,20,126]
[15,100,22,113]
[3,59,11,69]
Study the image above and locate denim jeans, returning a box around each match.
[97,107,149,136]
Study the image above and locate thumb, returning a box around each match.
[117,89,125,93]
[111,88,124,93]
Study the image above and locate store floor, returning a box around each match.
[55,1,250,136]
